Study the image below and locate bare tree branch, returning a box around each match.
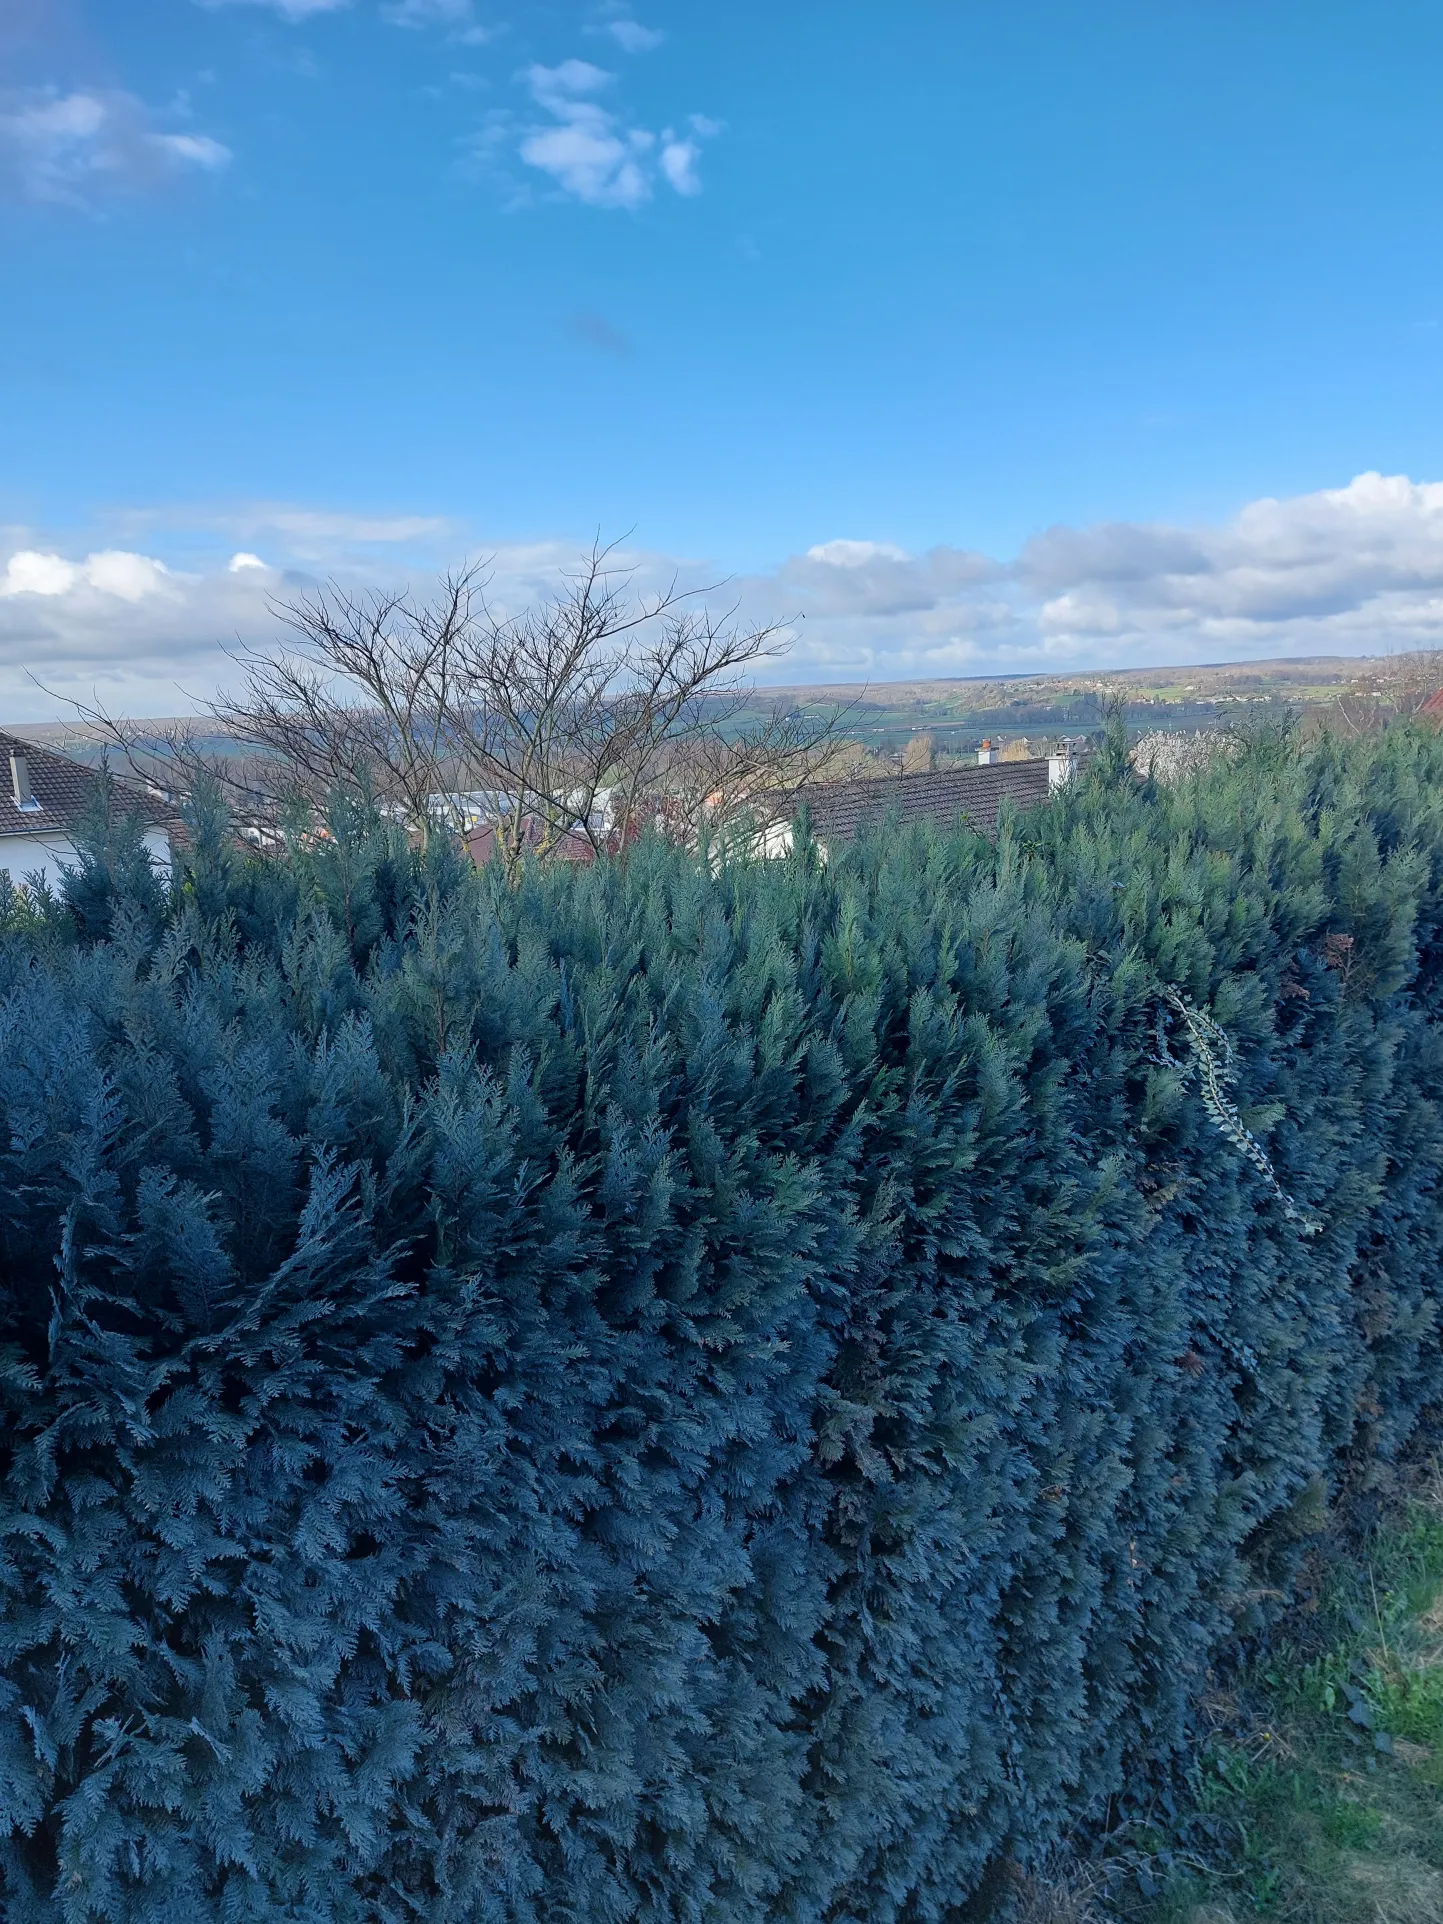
[1334,647,1443,736]
[67,542,849,881]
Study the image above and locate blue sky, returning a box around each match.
[4,0,1443,714]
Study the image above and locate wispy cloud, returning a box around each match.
[192,0,351,20]
[519,60,650,209]
[200,0,493,26]
[111,502,456,564]
[515,60,717,208]
[658,129,700,195]
[605,20,664,54]
[380,0,489,32]
[0,87,230,206]
[159,132,231,168]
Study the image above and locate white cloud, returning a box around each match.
[82,552,180,602]
[742,473,1443,678]
[16,473,1443,719]
[2,553,78,598]
[1014,473,1443,655]
[1038,591,1124,637]
[0,89,231,207]
[519,63,646,208]
[807,539,911,567]
[0,520,623,717]
[2,550,179,602]
[154,133,231,171]
[527,60,612,112]
[521,120,652,209]
[606,20,664,53]
[658,134,700,196]
[515,60,716,208]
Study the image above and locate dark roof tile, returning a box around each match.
[797,758,1053,843]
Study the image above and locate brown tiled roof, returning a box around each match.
[466,818,597,867]
[796,758,1053,843]
[0,731,171,842]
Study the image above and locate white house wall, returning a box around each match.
[0,826,173,894]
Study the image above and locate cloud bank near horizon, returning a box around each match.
[4,472,1443,719]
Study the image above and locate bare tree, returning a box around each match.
[1334,647,1443,736]
[72,543,846,880]
[1386,648,1443,718]
[446,545,842,875]
[213,570,476,851]
[34,707,290,853]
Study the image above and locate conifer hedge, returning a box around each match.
[3,728,1443,1921]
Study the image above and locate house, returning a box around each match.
[786,749,1076,856]
[0,731,174,892]
[466,815,597,867]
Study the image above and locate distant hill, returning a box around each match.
[741,654,1375,757]
[761,654,1365,707]
[1,654,1395,772]
[1,719,251,770]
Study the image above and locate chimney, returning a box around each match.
[9,750,38,812]
[976,739,998,765]
[1048,740,1078,790]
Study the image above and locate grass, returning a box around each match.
[1015,1474,1443,1924]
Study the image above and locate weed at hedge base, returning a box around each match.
[1120,1486,1443,1923]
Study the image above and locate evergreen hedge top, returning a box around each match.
[3,727,1443,1923]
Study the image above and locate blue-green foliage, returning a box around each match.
[3,729,1443,1921]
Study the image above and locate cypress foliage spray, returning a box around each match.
[3,728,1443,1919]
